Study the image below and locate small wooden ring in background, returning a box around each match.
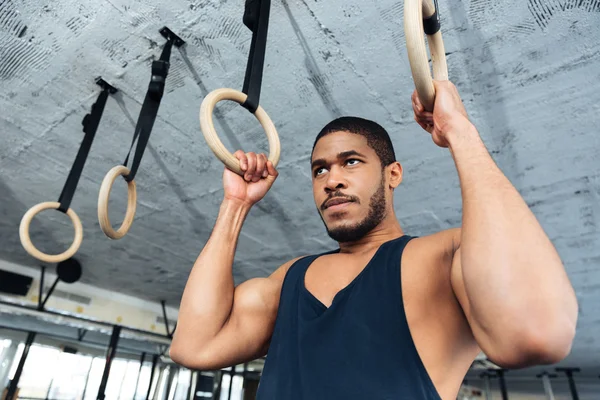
[19,202,83,263]
[404,0,449,111]
[199,88,281,176]
[97,165,137,240]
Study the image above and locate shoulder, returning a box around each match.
[268,255,308,284]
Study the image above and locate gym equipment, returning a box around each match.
[404,0,448,111]
[5,332,36,400]
[96,326,121,400]
[479,372,492,400]
[556,368,580,400]
[38,258,82,310]
[98,27,185,240]
[200,0,281,176]
[19,78,117,263]
[537,372,557,400]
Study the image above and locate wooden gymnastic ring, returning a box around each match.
[404,0,449,111]
[199,88,281,176]
[19,202,83,263]
[98,165,137,240]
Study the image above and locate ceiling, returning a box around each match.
[1,0,599,376]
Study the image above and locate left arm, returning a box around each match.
[413,82,578,368]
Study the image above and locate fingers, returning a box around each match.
[414,115,432,132]
[412,91,433,121]
[247,152,260,182]
[233,151,275,182]
[412,101,433,121]
[234,150,248,173]
[412,100,434,132]
[411,90,424,113]
[254,153,266,182]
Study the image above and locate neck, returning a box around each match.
[337,212,404,254]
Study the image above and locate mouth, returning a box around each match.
[323,197,354,210]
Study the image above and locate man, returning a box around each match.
[171,81,578,399]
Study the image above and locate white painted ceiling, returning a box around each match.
[1,0,599,376]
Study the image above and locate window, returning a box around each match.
[47,352,93,399]
[172,369,192,400]
[9,343,60,398]
[134,362,154,400]
[219,373,244,400]
[84,357,107,400]
[2,337,190,400]
[118,360,144,399]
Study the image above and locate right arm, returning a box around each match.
[170,151,296,370]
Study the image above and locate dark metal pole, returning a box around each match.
[227,367,234,400]
[133,352,147,399]
[96,325,122,400]
[495,369,509,400]
[163,367,176,400]
[46,376,55,400]
[6,331,36,400]
[214,370,224,399]
[146,354,159,400]
[38,266,45,310]
[187,370,195,400]
[242,363,248,400]
[556,368,580,400]
[160,300,173,338]
[40,276,60,310]
[480,372,492,400]
[78,328,88,341]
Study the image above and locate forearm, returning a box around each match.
[173,199,251,348]
[449,127,577,346]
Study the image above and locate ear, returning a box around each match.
[387,162,403,189]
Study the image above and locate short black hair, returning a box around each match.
[311,116,397,167]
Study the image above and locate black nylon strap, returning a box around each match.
[123,39,174,182]
[241,0,271,114]
[423,0,441,35]
[57,85,112,213]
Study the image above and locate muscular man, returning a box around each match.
[171,81,578,399]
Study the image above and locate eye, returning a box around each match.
[314,167,327,177]
[346,159,361,166]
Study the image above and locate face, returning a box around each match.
[311,131,391,243]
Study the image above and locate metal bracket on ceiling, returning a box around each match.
[95,77,118,94]
[159,26,186,48]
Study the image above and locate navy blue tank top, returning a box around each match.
[256,235,441,400]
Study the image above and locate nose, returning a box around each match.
[324,166,347,193]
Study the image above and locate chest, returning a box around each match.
[304,253,376,308]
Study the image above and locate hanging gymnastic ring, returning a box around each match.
[200,88,281,176]
[404,0,449,111]
[97,165,137,240]
[19,202,83,263]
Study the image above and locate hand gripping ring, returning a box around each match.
[97,165,137,240]
[199,88,281,175]
[19,202,83,263]
[404,0,449,111]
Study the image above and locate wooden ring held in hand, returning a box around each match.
[404,0,448,111]
[98,165,137,240]
[19,202,83,263]
[199,88,281,176]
